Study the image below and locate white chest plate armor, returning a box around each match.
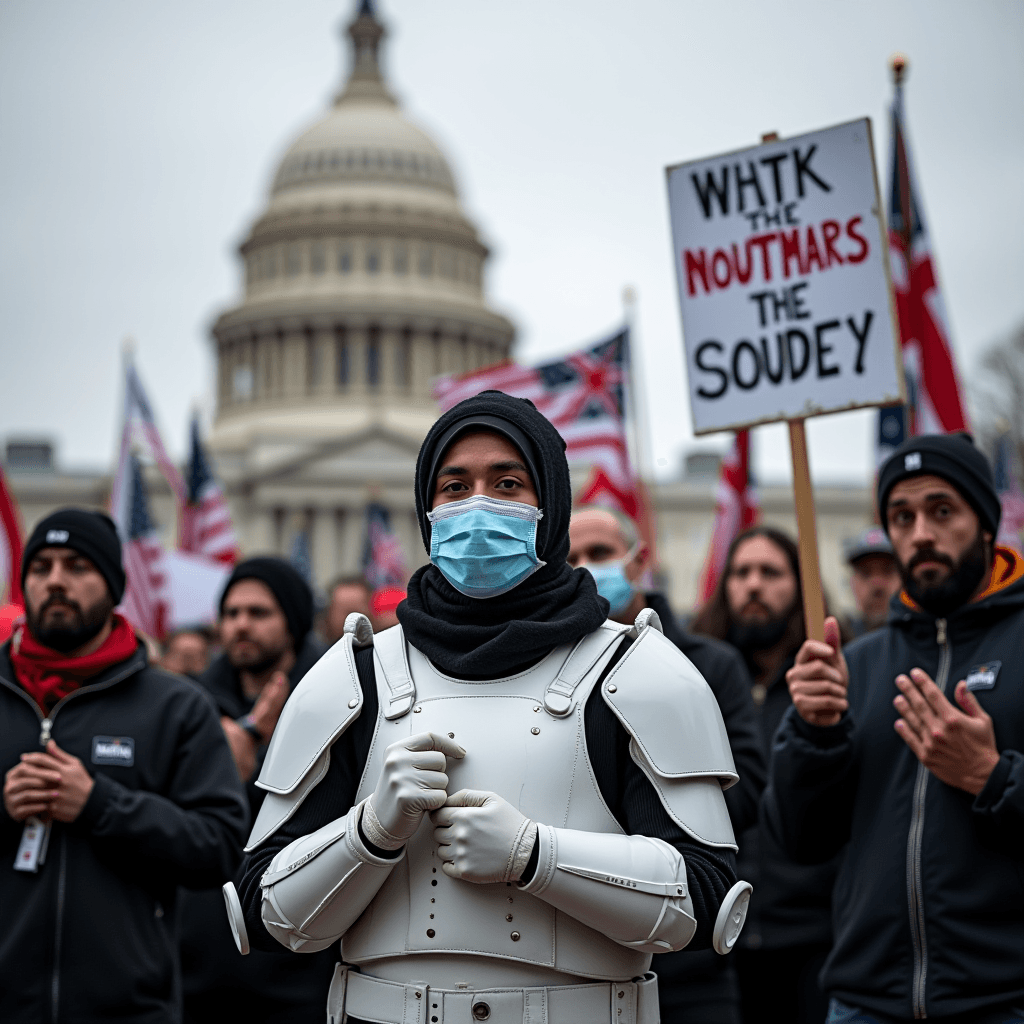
[343,622,652,981]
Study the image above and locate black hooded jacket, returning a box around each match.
[0,641,248,1024]
[237,393,737,982]
[764,554,1024,1020]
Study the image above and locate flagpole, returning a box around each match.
[622,286,653,483]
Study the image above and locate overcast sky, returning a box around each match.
[1,0,1021,485]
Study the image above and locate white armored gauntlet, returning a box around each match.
[260,799,401,952]
[519,825,697,954]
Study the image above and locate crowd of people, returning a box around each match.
[1,396,1022,1024]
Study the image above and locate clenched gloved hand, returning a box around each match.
[431,789,538,884]
[362,732,465,851]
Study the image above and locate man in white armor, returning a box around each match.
[230,391,750,1024]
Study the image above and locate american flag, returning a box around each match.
[0,466,23,606]
[362,502,407,589]
[695,431,760,605]
[180,416,238,565]
[120,454,171,640]
[888,60,969,436]
[434,329,637,518]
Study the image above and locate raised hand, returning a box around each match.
[431,789,537,884]
[363,732,465,851]
[894,670,1000,795]
[786,616,849,726]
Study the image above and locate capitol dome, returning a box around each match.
[208,0,514,583]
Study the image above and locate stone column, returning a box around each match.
[339,504,364,574]
[282,328,305,399]
[311,507,337,588]
[316,326,336,399]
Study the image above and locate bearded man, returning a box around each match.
[232,392,750,1024]
[181,557,335,1024]
[691,526,842,1024]
[0,509,247,1023]
[766,433,1024,1024]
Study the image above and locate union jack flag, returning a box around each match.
[180,416,239,566]
[363,502,407,589]
[695,430,760,605]
[888,61,969,436]
[120,454,171,640]
[434,329,637,518]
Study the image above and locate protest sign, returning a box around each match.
[666,118,903,436]
[667,120,903,640]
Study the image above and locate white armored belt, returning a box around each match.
[328,966,660,1024]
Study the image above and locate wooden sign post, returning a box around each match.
[665,120,905,641]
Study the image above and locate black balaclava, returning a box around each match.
[398,390,608,678]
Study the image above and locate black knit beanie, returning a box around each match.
[21,509,125,603]
[219,556,313,645]
[877,433,1001,537]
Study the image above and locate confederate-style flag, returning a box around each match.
[696,431,760,605]
[434,329,638,519]
[180,416,238,566]
[888,61,969,435]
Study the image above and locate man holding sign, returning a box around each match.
[764,434,1024,1023]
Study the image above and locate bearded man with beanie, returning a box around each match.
[0,509,247,1024]
[180,556,334,1024]
[232,392,749,1024]
[765,433,1024,1023]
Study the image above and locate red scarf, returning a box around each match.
[11,613,138,714]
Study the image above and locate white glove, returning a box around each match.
[430,789,538,884]
[363,732,465,851]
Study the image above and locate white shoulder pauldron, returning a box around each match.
[245,614,371,851]
[602,608,739,850]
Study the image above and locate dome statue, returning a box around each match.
[208,0,514,585]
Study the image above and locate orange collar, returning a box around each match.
[899,546,1024,611]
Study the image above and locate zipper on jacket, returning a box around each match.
[906,616,950,1020]
[51,834,67,1024]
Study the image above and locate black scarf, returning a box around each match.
[398,391,608,677]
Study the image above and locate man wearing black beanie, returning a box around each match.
[764,434,1024,1024]
[1,508,247,1023]
[181,556,333,1024]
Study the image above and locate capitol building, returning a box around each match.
[5,1,872,616]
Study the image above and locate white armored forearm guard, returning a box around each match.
[260,799,401,952]
[519,825,697,954]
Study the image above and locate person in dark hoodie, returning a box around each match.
[766,433,1024,1024]
[568,505,766,1024]
[180,557,333,1024]
[0,509,247,1024]
[232,392,747,1024]
[690,525,844,1024]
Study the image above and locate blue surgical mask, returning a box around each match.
[427,495,546,599]
[585,560,637,617]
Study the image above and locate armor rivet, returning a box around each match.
[506,914,513,921]
[607,683,617,693]
[472,1003,491,1021]
[426,928,435,938]
[431,879,437,886]
[618,990,625,998]
[448,732,455,738]
[430,898,435,903]
[510,931,520,941]
[531,727,540,735]
[430,913,434,919]
[533,706,541,712]
[508,896,514,903]
[415,990,422,998]
[347,698,358,709]
[413,706,422,713]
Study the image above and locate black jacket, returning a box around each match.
[764,559,1024,1020]
[739,647,839,953]
[0,641,248,1024]
[180,634,336,1020]
[646,593,766,1008]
